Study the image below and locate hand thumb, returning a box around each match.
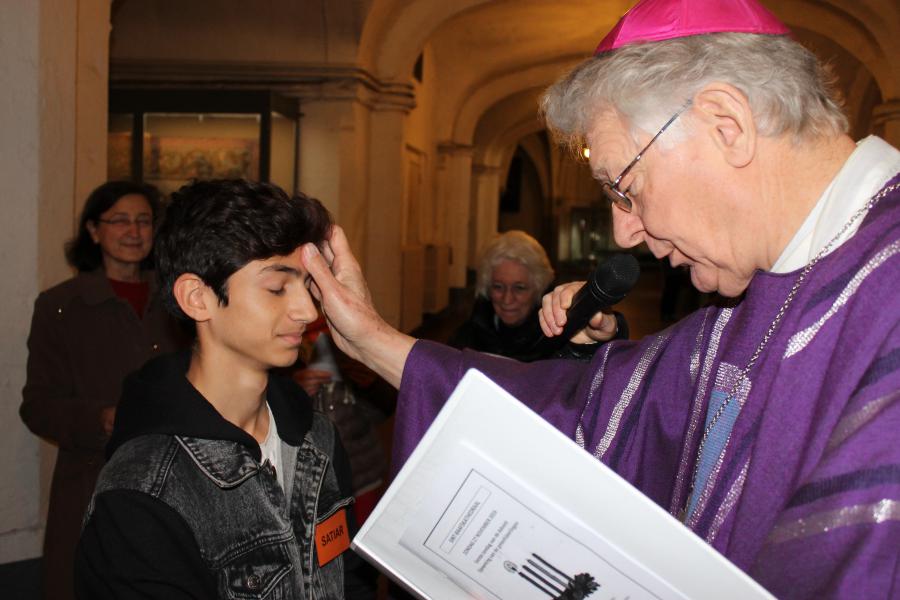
[302,243,337,297]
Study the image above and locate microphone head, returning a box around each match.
[588,253,641,302]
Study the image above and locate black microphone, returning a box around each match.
[531,253,640,355]
[559,253,640,339]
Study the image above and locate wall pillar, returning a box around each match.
[296,77,414,330]
[0,0,110,566]
[366,108,409,328]
[263,69,415,329]
[298,99,371,261]
[435,143,473,288]
[469,163,502,269]
[872,99,900,148]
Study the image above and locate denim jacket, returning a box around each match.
[90,413,351,599]
[75,351,370,600]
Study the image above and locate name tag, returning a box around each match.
[315,509,350,567]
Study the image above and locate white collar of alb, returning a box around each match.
[771,136,900,273]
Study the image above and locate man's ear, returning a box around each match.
[172,273,212,322]
[692,82,756,168]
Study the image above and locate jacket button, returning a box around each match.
[152,343,159,351]
[246,574,261,590]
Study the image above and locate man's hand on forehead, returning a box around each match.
[300,224,414,388]
[320,229,336,266]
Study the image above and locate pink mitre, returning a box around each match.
[596,0,791,54]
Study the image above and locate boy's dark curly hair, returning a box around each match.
[154,179,332,322]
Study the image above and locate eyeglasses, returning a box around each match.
[97,216,153,229]
[600,100,692,213]
[489,282,532,298]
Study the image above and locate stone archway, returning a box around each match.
[359,0,492,79]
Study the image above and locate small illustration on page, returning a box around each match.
[505,553,600,599]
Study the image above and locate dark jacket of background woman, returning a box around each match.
[20,268,185,600]
[449,297,628,362]
[450,297,548,361]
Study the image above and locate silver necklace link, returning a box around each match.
[685,181,899,518]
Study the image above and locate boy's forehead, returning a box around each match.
[252,247,309,276]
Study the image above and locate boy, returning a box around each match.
[75,180,375,599]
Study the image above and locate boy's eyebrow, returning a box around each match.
[259,264,301,276]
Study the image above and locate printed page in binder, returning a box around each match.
[399,442,675,599]
[352,369,774,600]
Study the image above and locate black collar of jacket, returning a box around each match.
[107,349,313,462]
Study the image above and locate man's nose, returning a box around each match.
[612,206,646,248]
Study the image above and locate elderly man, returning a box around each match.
[302,0,900,596]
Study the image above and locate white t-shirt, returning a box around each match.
[258,402,285,489]
[772,136,900,273]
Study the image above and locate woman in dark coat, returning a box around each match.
[450,231,626,362]
[19,181,186,600]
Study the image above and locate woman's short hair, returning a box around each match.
[65,181,162,272]
[475,230,554,301]
[541,33,848,151]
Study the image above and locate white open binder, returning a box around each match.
[352,369,774,600]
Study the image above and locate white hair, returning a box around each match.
[541,33,848,150]
[475,230,554,301]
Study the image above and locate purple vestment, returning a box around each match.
[394,176,900,599]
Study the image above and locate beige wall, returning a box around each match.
[0,0,110,565]
[0,0,47,564]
